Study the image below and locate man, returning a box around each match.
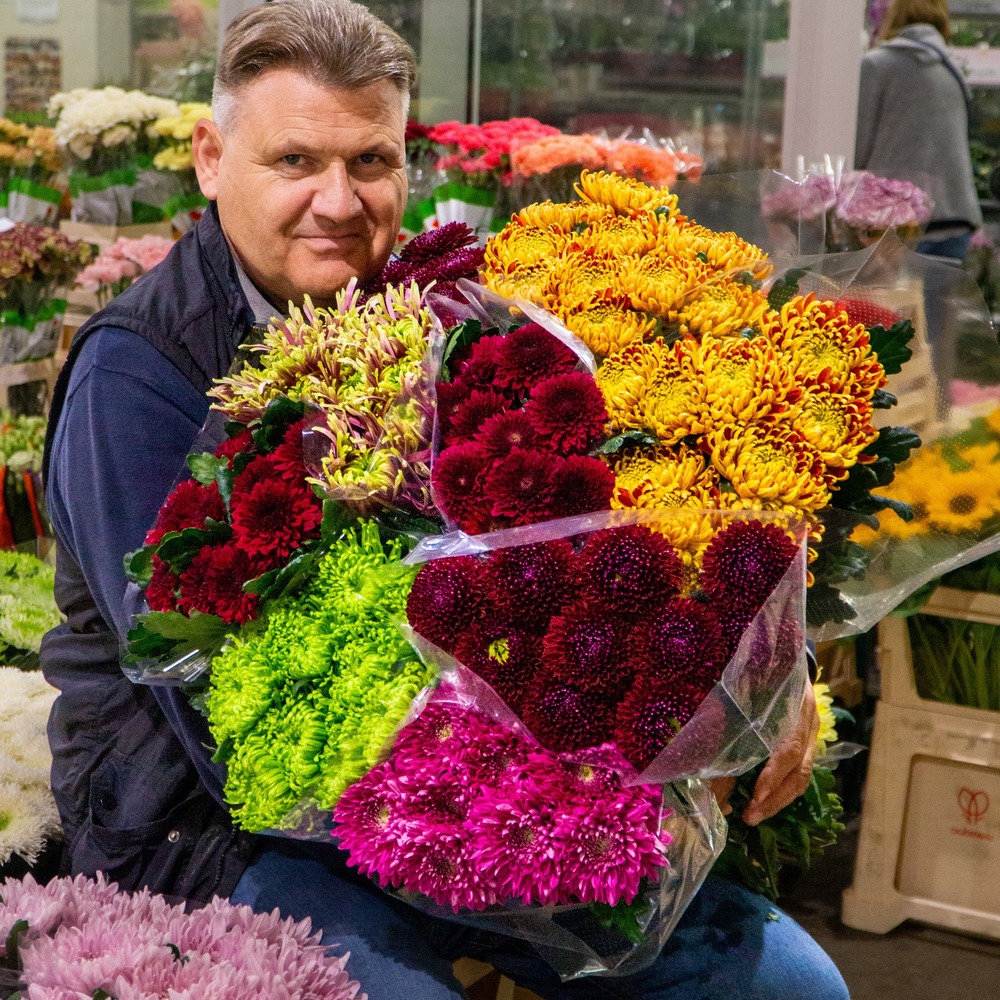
[42,2,848,997]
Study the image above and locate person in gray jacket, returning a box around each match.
[855,0,981,262]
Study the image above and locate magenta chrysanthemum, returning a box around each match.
[454,624,543,713]
[548,455,615,518]
[543,603,632,697]
[405,555,489,652]
[431,440,491,529]
[490,538,577,628]
[473,409,538,460]
[484,447,557,522]
[614,676,706,769]
[394,825,496,911]
[699,520,799,614]
[494,323,579,392]
[447,388,509,442]
[630,598,726,689]
[522,371,609,454]
[520,677,614,752]
[332,764,408,885]
[581,525,685,609]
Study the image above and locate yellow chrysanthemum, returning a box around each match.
[509,199,611,233]
[707,421,830,512]
[574,169,680,217]
[608,444,712,509]
[698,334,801,424]
[640,346,709,445]
[543,245,625,304]
[814,680,838,752]
[482,259,552,304]
[674,278,769,339]
[763,295,886,399]
[557,291,656,358]
[663,217,770,274]
[791,386,879,480]
[598,341,669,427]
[618,254,710,318]
[581,210,673,257]
[484,222,568,271]
[924,465,1000,534]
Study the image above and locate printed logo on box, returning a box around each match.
[952,787,994,841]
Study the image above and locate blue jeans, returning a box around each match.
[230,840,849,999]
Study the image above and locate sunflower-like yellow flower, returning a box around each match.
[510,199,611,232]
[557,290,656,358]
[814,680,838,752]
[707,421,830,512]
[483,221,569,271]
[674,278,770,339]
[764,294,886,399]
[925,465,1000,534]
[698,334,802,425]
[663,217,770,274]
[639,340,710,444]
[985,406,1000,439]
[791,385,878,481]
[575,169,680,217]
[618,253,710,318]
[597,340,669,426]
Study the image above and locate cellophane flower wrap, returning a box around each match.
[0,119,63,225]
[0,873,367,999]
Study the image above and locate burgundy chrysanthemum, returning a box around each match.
[614,676,706,770]
[494,323,578,393]
[454,624,543,714]
[230,453,282,498]
[405,556,489,653]
[490,538,577,628]
[484,447,558,523]
[699,520,799,615]
[268,418,309,481]
[435,380,472,435]
[229,476,323,561]
[520,676,614,752]
[145,478,226,546]
[431,440,491,529]
[445,388,509,444]
[408,247,487,288]
[398,221,479,266]
[581,524,685,609]
[453,334,505,391]
[548,455,615,518]
[473,410,537,460]
[522,371,609,455]
[213,427,255,464]
[176,542,262,624]
[144,555,179,612]
[543,603,633,698]
[630,598,726,690]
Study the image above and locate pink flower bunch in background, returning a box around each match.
[76,233,174,306]
[0,872,367,999]
[333,695,669,912]
[834,170,932,234]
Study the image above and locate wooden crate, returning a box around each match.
[453,959,541,1000]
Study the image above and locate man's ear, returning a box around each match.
[192,119,223,201]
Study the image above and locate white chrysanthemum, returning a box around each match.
[0,781,60,865]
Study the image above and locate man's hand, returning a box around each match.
[742,683,820,827]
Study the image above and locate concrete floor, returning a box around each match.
[781,816,1000,1000]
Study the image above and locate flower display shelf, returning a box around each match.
[0,356,61,415]
[842,588,1000,939]
[59,219,172,252]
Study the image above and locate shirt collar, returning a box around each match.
[233,257,283,325]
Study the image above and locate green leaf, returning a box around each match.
[588,891,651,945]
[440,318,483,381]
[166,942,189,964]
[811,540,870,585]
[124,544,154,588]
[807,582,858,626]
[871,425,922,464]
[870,388,897,410]
[868,319,914,376]
[597,430,660,455]
[4,918,28,971]
[92,990,112,1000]
[251,396,306,454]
[130,610,231,648]
[187,451,228,486]
[766,268,808,311]
[156,523,232,573]
[243,545,322,601]
[320,498,360,546]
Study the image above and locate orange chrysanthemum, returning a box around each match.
[483,222,569,271]
[791,384,879,481]
[510,199,611,233]
[662,217,769,274]
[618,254,711,318]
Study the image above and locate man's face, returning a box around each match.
[193,69,407,308]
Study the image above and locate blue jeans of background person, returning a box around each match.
[230,839,850,1000]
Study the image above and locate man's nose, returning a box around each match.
[312,162,362,220]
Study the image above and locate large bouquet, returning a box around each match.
[151,101,212,231]
[120,173,1000,978]
[0,223,91,364]
[47,86,179,226]
[0,120,62,225]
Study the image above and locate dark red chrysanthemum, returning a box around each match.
[432,440,492,529]
[214,427,255,464]
[490,539,577,629]
[454,623,543,713]
[614,676,706,770]
[435,380,473,435]
[543,602,633,698]
[405,556,489,653]
[484,447,557,523]
[548,455,615,518]
[230,453,282,499]
[520,676,615,752]
[494,323,578,393]
[581,525,685,609]
[177,542,262,624]
[145,478,226,546]
[522,371,609,455]
[229,476,323,560]
[144,555,180,612]
[447,388,509,443]
[268,419,309,481]
[718,610,754,664]
[473,410,537,460]
[699,520,799,615]
[630,598,726,690]
[453,334,505,391]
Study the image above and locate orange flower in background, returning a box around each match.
[604,140,679,188]
[510,134,606,177]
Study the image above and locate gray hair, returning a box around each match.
[212,0,416,131]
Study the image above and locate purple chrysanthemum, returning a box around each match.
[581,524,685,610]
[490,538,577,629]
[431,440,491,529]
[614,676,706,769]
[454,623,543,714]
[474,409,538,460]
[447,388,509,443]
[520,676,615,752]
[394,824,496,911]
[453,334,505,390]
[543,602,633,698]
[630,598,726,689]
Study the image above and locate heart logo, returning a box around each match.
[958,788,989,826]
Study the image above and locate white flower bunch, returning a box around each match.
[0,667,60,866]
[48,86,179,164]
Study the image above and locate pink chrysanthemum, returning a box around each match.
[543,602,632,697]
[177,542,263,624]
[229,476,323,560]
[405,556,489,652]
[145,478,226,545]
[432,440,492,529]
[446,388,509,443]
[582,525,685,609]
[614,676,706,769]
[473,409,537,460]
[494,323,579,393]
[522,371,609,455]
[548,455,615,518]
[699,520,798,615]
[520,677,614,752]
[630,598,726,689]
[454,623,543,713]
[484,447,557,522]
[490,538,577,628]
[394,824,495,911]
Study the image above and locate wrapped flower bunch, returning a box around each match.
[0,119,62,225]
[0,222,91,364]
[76,232,174,307]
[0,873,367,998]
[152,101,212,231]
[47,86,180,225]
